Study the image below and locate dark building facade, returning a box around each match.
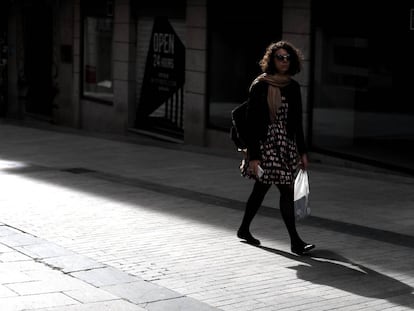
[1,0,401,173]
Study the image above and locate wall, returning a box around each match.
[183,0,208,145]
[282,0,311,139]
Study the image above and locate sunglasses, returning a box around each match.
[274,54,290,61]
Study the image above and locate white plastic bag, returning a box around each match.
[294,169,311,220]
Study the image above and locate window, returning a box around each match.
[82,0,114,102]
[207,2,282,130]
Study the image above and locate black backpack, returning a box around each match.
[230,100,249,150]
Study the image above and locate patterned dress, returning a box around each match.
[240,98,299,185]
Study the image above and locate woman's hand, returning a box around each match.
[249,160,261,177]
[300,154,308,170]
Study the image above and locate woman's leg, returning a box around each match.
[277,184,300,243]
[277,184,315,254]
[237,181,271,245]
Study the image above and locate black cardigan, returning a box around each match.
[245,79,307,161]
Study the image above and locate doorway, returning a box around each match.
[22,1,55,118]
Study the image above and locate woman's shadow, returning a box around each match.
[252,243,414,308]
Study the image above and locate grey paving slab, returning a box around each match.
[0,232,43,247]
[1,260,51,274]
[15,242,77,259]
[1,292,78,311]
[0,249,32,262]
[0,225,21,237]
[0,268,35,284]
[102,280,183,304]
[32,300,148,311]
[41,253,106,273]
[5,273,91,295]
[145,296,224,311]
[0,243,13,252]
[70,267,140,287]
[0,284,17,298]
[63,287,119,304]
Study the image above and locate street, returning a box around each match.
[0,121,413,310]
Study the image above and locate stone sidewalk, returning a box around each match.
[0,121,413,310]
[0,223,219,311]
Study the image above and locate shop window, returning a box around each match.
[82,0,114,103]
[311,2,408,173]
[207,2,282,130]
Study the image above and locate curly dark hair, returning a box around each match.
[259,40,303,76]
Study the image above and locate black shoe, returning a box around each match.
[237,229,261,245]
[291,242,315,255]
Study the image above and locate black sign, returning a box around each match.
[137,17,185,122]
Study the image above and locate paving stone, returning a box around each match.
[1,292,78,311]
[102,280,183,304]
[6,277,88,296]
[0,243,13,252]
[33,299,147,310]
[0,225,21,237]
[41,253,106,273]
[63,287,119,304]
[0,250,32,262]
[0,269,35,284]
[70,266,138,287]
[0,284,17,298]
[145,296,221,311]
[15,242,76,259]
[0,260,50,274]
[0,233,43,247]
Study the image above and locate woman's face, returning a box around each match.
[273,48,290,74]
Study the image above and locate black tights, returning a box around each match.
[239,181,302,245]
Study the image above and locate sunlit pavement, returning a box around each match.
[0,120,413,311]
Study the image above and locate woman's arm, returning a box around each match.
[245,82,268,161]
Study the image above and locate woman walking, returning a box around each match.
[237,40,315,255]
